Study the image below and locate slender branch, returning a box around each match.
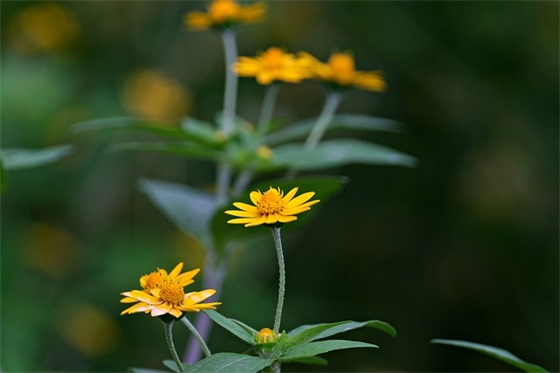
[216,29,239,205]
[304,90,344,149]
[163,321,185,373]
[271,227,286,334]
[257,83,280,136]
[181,316,212,358]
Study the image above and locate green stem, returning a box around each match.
[271,227,285,334]
[216,29,239,205]
[304,90,344,149]
[181,316,212,358]
[257,83,280,136]
[163,320,185,373]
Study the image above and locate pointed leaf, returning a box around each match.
[184,353,273,373]
[1,145,73,170]
[162,360,183,373]
[280,356,328,366]
[287,320,396,348]
[431,339,549,373]
[72,117,189,138]
[265,139,416,172]
[280,340,377,361]
[138,179,216,249]
[264,114,404,145]
[109,142,224,163]
[203,310,256,345]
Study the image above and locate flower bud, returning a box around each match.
[255,327,277,345]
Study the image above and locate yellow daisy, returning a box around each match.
[185,0,265,30]
[225,187,320,227]
[299,51,386,92]
[234,47,312,85]
[120,262,221,318]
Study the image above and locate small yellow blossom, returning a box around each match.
[225,187,320,227]
[121,262,221,318]
[255,327,278,345]
[185,0,265,30]
[234,47,312,85]
[257,145,273,159]
[299,51,386,92]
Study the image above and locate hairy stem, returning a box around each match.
[271,227,286,334]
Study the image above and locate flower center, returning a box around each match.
[159,281,185,305]
[257,189,284,215]
[328,53,355,84]
[261,48,286,72]
[209,0,240,22]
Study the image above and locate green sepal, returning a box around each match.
[431,339,549,373]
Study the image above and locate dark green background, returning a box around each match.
[1,1,558,372]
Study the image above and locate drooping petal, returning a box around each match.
[121,302,152,315]
[277,215,297,223]
[151,302,173,317]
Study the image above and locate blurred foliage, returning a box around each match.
[1,1,558,372]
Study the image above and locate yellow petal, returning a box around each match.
[227,217,255,225]
[123,290,160,304]
[177,268,200,286]
[277,215,297,223]
[245,215,268,227]
[169,262,184,278]
[150,303,172,317]
[284,192,315,209]
[232,202,258,212]
[121,302,151,315]
[250,191,263,205]
[224,209,259,218]
[168,308,183,318]
[282,187,299,204]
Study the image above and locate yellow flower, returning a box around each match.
[299,51,386,92]
[185,0,265,30]
[234,47,312,85]
[225,187,320,227]
[120,262,221,318]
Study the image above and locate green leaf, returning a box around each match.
[431,339,549,373]
[279,340,377,361]
[162,360,183,373]
[266,139,416,171]
[138,179,216,250]
[109,142,224,163]
[280,356,328,366]
[180,117,227,148]
[264,114,404,145]
[184,353,273,373]
[203,310,257,346]
[1,145,73,170]
[128,367,170,373]
[73,117,188,138]
[210,176,347,254]
[287,320,396,348]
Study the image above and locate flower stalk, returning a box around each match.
[181,316,212,358]
[216,28,239,205]
[257,83,280,136]
[304,90,344,149]
[271,226,286,334]
[163,320,185,373]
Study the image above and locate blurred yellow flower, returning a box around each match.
[121,262,221,318]
[123,69,190,123]
[8,2,80,54]
[257,145,273,159]
[300,51,386,92]
[225,187,319,227]
[185,0,265,30]
[234,47,312,85]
